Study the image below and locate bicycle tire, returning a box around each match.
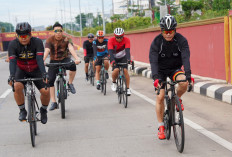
[60,78,65,119]
[164,98,171,140]
[88,64,92,84]
[28,94,36,147]
[92,70,95,86]
[122,77,128,108]
[32,98,37,136]
[117,78,122,104]
[101,70,105,93]
[103,73,107,95]
[173,95,185,153]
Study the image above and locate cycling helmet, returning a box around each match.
[114,28,124,36]
[96,30,104,37]
[88,33,94,38]
[16,22,31,35]
[160,14,177,30]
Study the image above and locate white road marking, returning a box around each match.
[130,88,232,152]
[0,89,12,99]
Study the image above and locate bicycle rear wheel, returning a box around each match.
[101,70,105,93]
[117,78,122,104]
[28,95,36,147]
[173,95,185,153]
[122,77,128,108]
[60,78,65,119]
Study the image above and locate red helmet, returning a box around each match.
[96,30,104,37]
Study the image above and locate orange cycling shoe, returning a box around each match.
[158,126,166,140]
[176,98,184,111]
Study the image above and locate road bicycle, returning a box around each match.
[156,79,192,153]
[99,58,109,95]
[87,57,95,86]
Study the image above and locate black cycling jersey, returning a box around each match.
[8,37,46,76]
[149,33,191,80]
[83,40,94,57]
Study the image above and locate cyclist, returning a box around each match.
[43,22,81,111]
[83,33,94,81]
[108,28,132,96]
[149,14,194,139]
[93,30,109,90]
[8,22,50,124]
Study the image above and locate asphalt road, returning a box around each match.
[0,54,232,157]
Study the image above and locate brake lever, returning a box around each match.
[187,83,193,92]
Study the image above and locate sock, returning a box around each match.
[41,105,48,110]
[97,80,100,85]
[86,73,88,77]
[105,70,108,73]
[112,81,116,83]
[158,122,164,127]
[18,104,25,110]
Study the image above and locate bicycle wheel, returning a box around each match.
[172,95,185,153]
[32,98,37,136]
[88,64,92,84]
[122,77,128,108]
[101,70,105,93]
[164,98,171,140]
[91,70,95,86]
[103,73,107,95]
[28,95,36,147]
[59,78,65,119]
[117,78,122,104]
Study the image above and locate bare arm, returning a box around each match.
[68,43,80,64]
[43,48,50,61]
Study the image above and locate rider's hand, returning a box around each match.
[153,79,160,88]
[42,73,49,84]
[74,59,81,65]
[8,75,15,86]
[127,60,132,64]
[186,76,194,84]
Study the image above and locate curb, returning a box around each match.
[129,66,232,105]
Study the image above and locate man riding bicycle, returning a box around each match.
[93,30,109,90]
[43,22,81,111]
[108,28,132,96]
[149,14,194,139]
[83,33,95,81]
[8,22,50,124]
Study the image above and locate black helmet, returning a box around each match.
[160,14,177,30]
[87,33,94,38]
[16,22,31,35]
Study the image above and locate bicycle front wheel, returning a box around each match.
[59,78,65,119]
[164,98,171,140]
[103,73,107,95]
[122,77,128,108]
[173,95,185,153]
[117,78,122,104]
[28,95,36,147]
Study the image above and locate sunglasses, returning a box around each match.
[54,29,63,33]
[115,36,123,39]
[162,30,175,34]
[98,37,104,39]
[88,38,94,40]
[18,34,30,39]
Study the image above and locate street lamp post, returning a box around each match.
[102,0,105,34]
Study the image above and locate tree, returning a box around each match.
[75,13,87,29]
[182,0,203,20]
[46,25,53,31]
[0,22,14,32]
[93,14,103,27]
[212,0,231,11]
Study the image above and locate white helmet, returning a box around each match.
[114,28,124,36]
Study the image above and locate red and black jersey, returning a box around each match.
[108,37,130,59]
[8,37,44,73]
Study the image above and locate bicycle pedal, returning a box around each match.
[20,119,27,122]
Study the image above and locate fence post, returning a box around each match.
[229,16,232,84]
[224,16,230,83]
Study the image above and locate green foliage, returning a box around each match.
[75,13,87,28]
[0,22,14,32]
[46,25,53,31]
[182,0,204,20]
[110,14,126,22]
[212,0,231,11]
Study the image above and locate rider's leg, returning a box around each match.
[104,59,109,71]
[68,71,76,84]
[176,74,188,98]
[85,63,89,77]
[14,82,25,106]
[156,89,165,124]
[123,68,130,88]
[112,68,119,82]
[95,65,101,81]
[40,88,50,106]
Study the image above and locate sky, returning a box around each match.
[0,0,112,28]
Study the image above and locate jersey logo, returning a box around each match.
[97,45,106,50]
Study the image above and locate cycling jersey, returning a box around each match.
[45,35,73,60]
[108,37,131,62]
[83,40,94,57]
[8,37,46,75]
[149,33,191,80]
[93,39,108,57]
